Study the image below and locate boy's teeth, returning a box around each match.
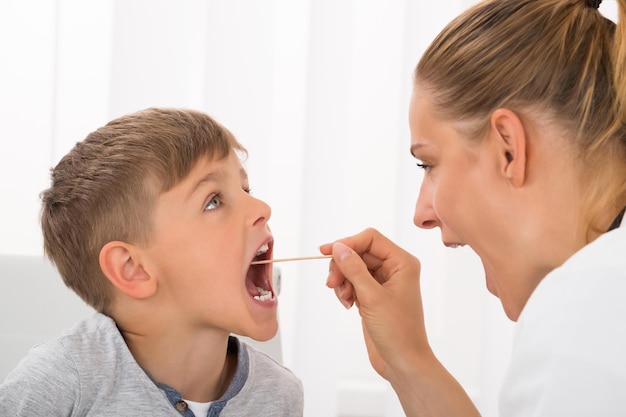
[256,244,269,257]
[254,286,273,301]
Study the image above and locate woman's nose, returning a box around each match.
[413,180,439,229]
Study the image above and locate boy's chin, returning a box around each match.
[243,323,279,342]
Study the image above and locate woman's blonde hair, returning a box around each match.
[40,108,245,313]
[415,0,626,234]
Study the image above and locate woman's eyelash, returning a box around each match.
[416,162,432,172]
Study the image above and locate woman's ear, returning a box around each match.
[490,108,527,187]
[99,241,157,299]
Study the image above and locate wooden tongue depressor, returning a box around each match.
[250,255,332,265]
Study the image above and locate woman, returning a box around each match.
[321,0,626,415]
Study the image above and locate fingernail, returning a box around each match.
[333,242,352,261]
[337,284,352,309]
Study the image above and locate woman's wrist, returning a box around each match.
[387,351,481,417]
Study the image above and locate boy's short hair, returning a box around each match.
[40,108,246,314]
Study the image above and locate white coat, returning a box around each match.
[500,215,626,416]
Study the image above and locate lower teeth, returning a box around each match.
[254,286,273,301]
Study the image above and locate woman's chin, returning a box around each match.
[486,279,498,297]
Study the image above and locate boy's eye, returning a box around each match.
[204,194,223,211]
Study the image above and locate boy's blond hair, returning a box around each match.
[40,108,245,313]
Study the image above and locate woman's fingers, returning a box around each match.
[322,228,418,288]
[324,238,384,309]
[322,228,427,377]
[334,280,355,309]
[330,242,382,306]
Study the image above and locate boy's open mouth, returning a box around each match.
[246,243,275,302]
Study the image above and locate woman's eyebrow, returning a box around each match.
[410,143,426,157]
[239,167,249,181]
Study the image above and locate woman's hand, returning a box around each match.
[321,228,481,417]
[320,228,431,380]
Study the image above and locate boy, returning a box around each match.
[0,108,304,416]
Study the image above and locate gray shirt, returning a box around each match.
[0,313,303,416]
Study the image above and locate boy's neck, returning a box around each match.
[119,323,237,402]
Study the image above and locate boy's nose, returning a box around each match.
[413,180,439,229]
[250,195,272,226]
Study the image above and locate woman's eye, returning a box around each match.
[204,194,223,211]
[416,162,432,172]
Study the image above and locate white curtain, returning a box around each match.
[0,1,529,416]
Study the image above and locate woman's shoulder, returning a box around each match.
[525,225,626,318]
[501,227,626,415]
[514,225,626,365]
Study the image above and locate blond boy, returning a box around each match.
[0,108,303,416]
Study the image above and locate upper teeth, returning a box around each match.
[256,244,269,257]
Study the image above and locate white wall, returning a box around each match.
[10,0,621,415]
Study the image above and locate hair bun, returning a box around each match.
[586,0,602,9]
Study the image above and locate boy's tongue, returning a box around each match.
[246,264,273,298]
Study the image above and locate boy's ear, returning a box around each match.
[489,108,527,187]
[99,241,156,299]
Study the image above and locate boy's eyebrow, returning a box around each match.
[187,171,223,200]
[187,167,249,200]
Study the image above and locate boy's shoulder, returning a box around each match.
[0,313,176,416]
[27,313,131,372]
[4,313,123,379]
[242,339,301,385]
[226,337,304,415]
